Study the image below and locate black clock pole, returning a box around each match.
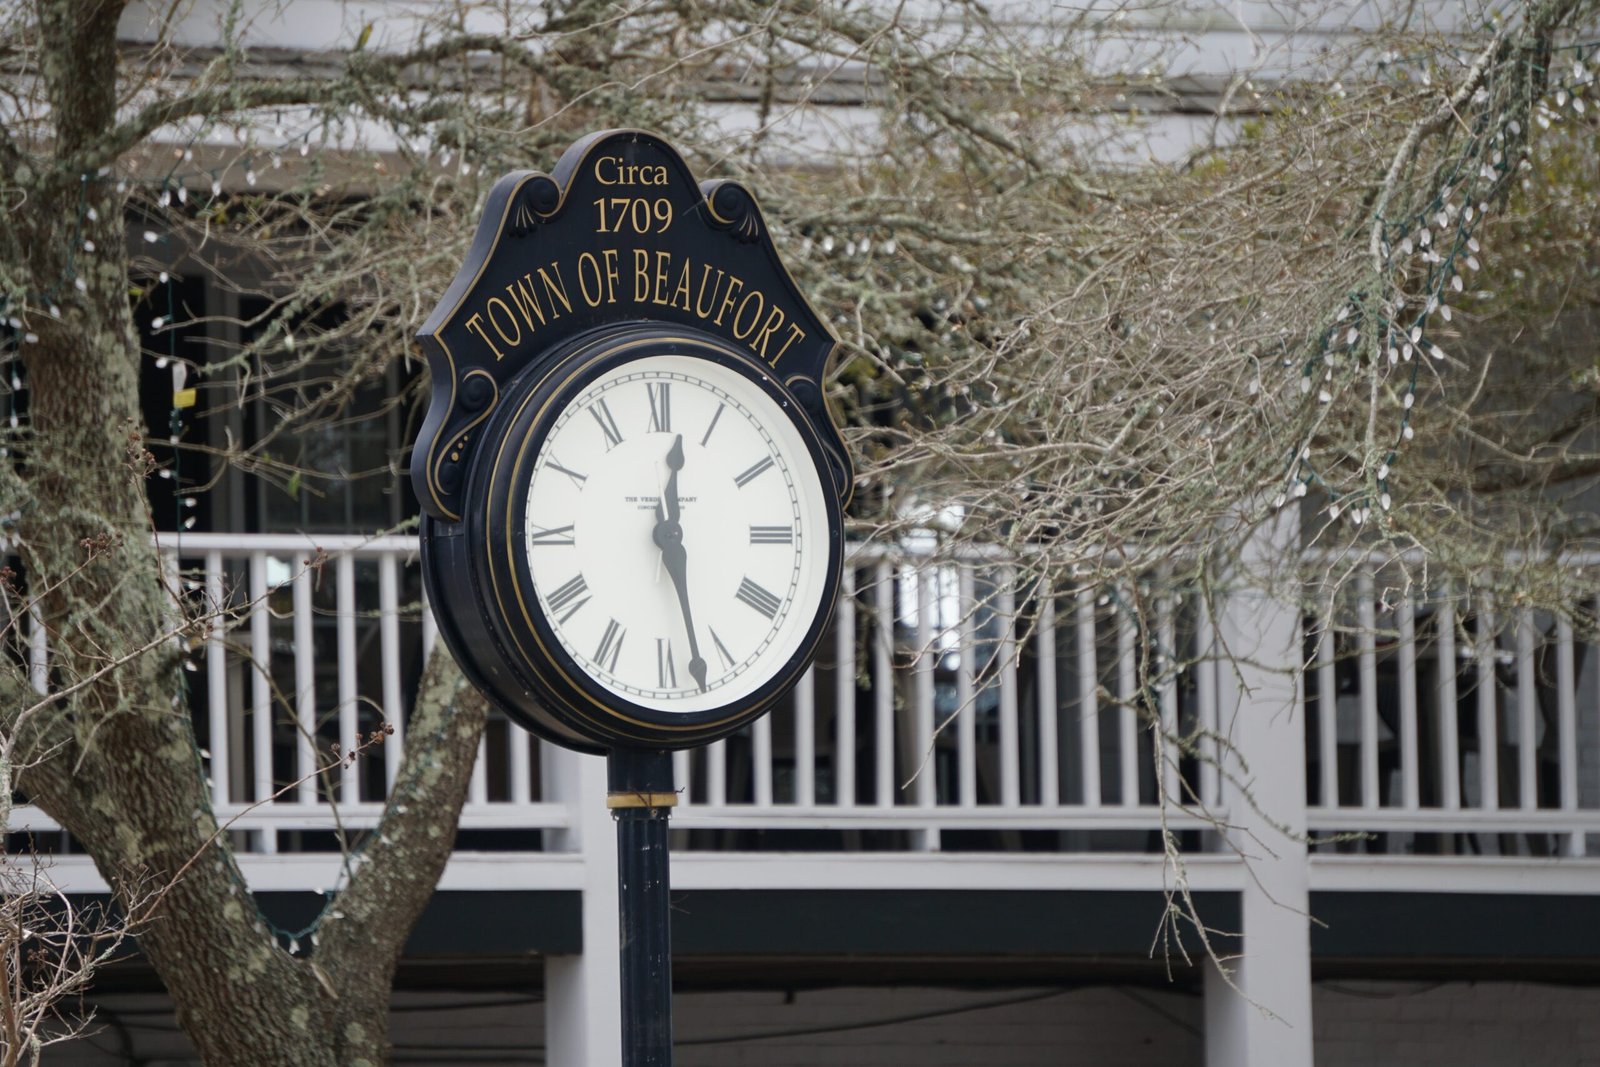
[607,747,678,1066]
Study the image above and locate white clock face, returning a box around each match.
[523,353,831,714]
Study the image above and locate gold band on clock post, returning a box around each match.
[606,790,680,810]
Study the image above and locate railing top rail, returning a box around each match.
[1301,545,1600,569]
[154,531,1172,569]
[144,529,1600,575]
[154,532,424,556]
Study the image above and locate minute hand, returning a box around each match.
[656,532,708,692]
[653,435,707,691]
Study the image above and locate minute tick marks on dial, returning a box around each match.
[734,456,774,488]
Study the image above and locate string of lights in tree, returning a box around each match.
[0,109,452,953]
[1278,43,1597,526]
[7,101,500,949]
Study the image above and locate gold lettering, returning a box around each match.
[594,156,671,187]
[670,259,693,312]
[731,289,764,339]
[463,312,505,360]
[633,250,651,303]
[773,323,807,362]
[751,306,786,358]
[485,297,521,349]
[536,265,572,317]
[506,274,548,331]
[651,251,671,306]
[576,252,605,307]
[694,266,723,320]
[713,275,744,327]
[601,249,620,304]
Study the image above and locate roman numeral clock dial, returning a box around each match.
[519,352,832,716]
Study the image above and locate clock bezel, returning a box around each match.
[467,323,845,749]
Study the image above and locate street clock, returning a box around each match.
[412,130,851,753]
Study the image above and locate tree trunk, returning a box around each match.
[5,4,491,1063]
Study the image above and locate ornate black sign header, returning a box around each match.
[412,129,844,522]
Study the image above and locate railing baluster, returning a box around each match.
[1398,595,1420,811]
[465,665,487,808]
[1196,591,1216,809]
[1157,586,1178,804]
[753,707,773,808]
[421,580,480,806]
[835,564,856,808]
[1580,588,1593,844]
[509,722,533,806]
[1195,592,1219,809]
[707,739,726,806]
[420,584,438,663]
[1077,587,1099,808]
[1557,613,1579,856]
[337,555,359,805]
[914,567,937,810]
[1316,599,1338,809]
[161,550,182,635]
[378,554,404,793]
[1516,609,1538,813]
[293,565,316,805]
[795,666,815,806]
[673,749,691,808]
[1357,572,1379,809]
[874,559,894,808]
[205,551,230,807]
[27,603,46,695]
[997,569,1019,811]
[1478,598,1499,811]
[1117,593,1138,807]
[1036,589,1060,808]
[469,737,490,806]
[957,566,977,809]
[249,552,275,853]
[1436,590,1461,810]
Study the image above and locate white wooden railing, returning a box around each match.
[9,534,1600,874]
[1304,554,1600,858]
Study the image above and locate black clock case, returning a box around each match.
[420,322,846,752]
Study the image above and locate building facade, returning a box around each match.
[13,2,1600,1064]
[21,517,1600,1064]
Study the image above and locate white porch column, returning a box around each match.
[544,748,623,1066]
[1205,508,1314,1067]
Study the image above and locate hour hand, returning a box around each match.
[663,434,683,523]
